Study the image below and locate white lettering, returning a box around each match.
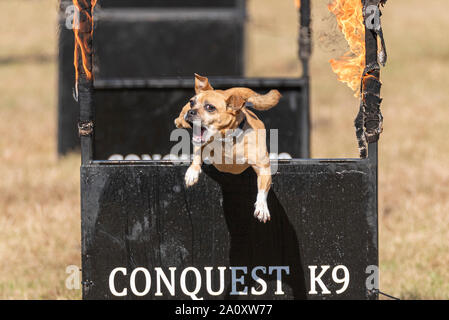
[251,266,267,295]
[309,265,331,294]
[332,265,350,294]
[204,266,226,296]
[180,267,203,300]
[269,266,290,295]
[130,267,151,296]
[155,267,176,296]
[230,267,248,295]
[109,267,127,296]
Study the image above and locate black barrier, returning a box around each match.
[81,156,377,300]
[93,78,309,160]
[78,0,383,300]
[57,0,246,155]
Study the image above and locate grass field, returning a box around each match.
[0,0,448,299]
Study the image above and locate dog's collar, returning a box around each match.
[238,117,247,131]
[217,118,246,143]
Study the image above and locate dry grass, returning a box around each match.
[249,0,449,299]
[0,0,80,299]
[0,0,448,299]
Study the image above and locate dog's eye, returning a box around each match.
[189,99,195,108]
[204,104,216,112]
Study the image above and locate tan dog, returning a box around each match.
[174,74,281,223]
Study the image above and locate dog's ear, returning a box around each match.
[194,73,213,94]
[226,95,246,112]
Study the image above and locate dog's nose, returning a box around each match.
[188,109,197,117]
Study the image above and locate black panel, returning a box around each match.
[81,161,378,300]
[93,86,307,160]
[57,2,246,155]
[99,0,239,8]
[94,15,244,79]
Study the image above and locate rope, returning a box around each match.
[370,289,400,300]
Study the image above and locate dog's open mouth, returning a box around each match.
[192,122,208,145]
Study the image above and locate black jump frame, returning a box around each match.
[58,0,248,156]
[78,0,384,300]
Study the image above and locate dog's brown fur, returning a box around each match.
[174,74,281,223]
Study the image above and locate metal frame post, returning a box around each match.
[299,0,311,157]
[76,1,95,164]
[364,0,387,298]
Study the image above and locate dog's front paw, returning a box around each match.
[254,201,271,223]
[185,166,201,187]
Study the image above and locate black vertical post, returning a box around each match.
[363,0,381,171]
[363,0,384,298]
[363,0,384,156]
[299,0,311,78]
[76,1,95,164]
[299,0,311,158]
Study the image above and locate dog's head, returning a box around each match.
[176,74,281,146]
[182,74,246,146]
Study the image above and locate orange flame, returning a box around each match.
[328,0,365,96]
[295,0,301,9]
[73,0,97,87]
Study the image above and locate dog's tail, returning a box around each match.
[247,89,282,111]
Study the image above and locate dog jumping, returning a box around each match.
[174,74,281,223]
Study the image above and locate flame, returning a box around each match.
[328,0,365,96]
[295,0,301,9]
[73,0,97,88]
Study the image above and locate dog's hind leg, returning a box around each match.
[252,164,272,223]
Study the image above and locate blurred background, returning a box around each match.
[0,0,448,299]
